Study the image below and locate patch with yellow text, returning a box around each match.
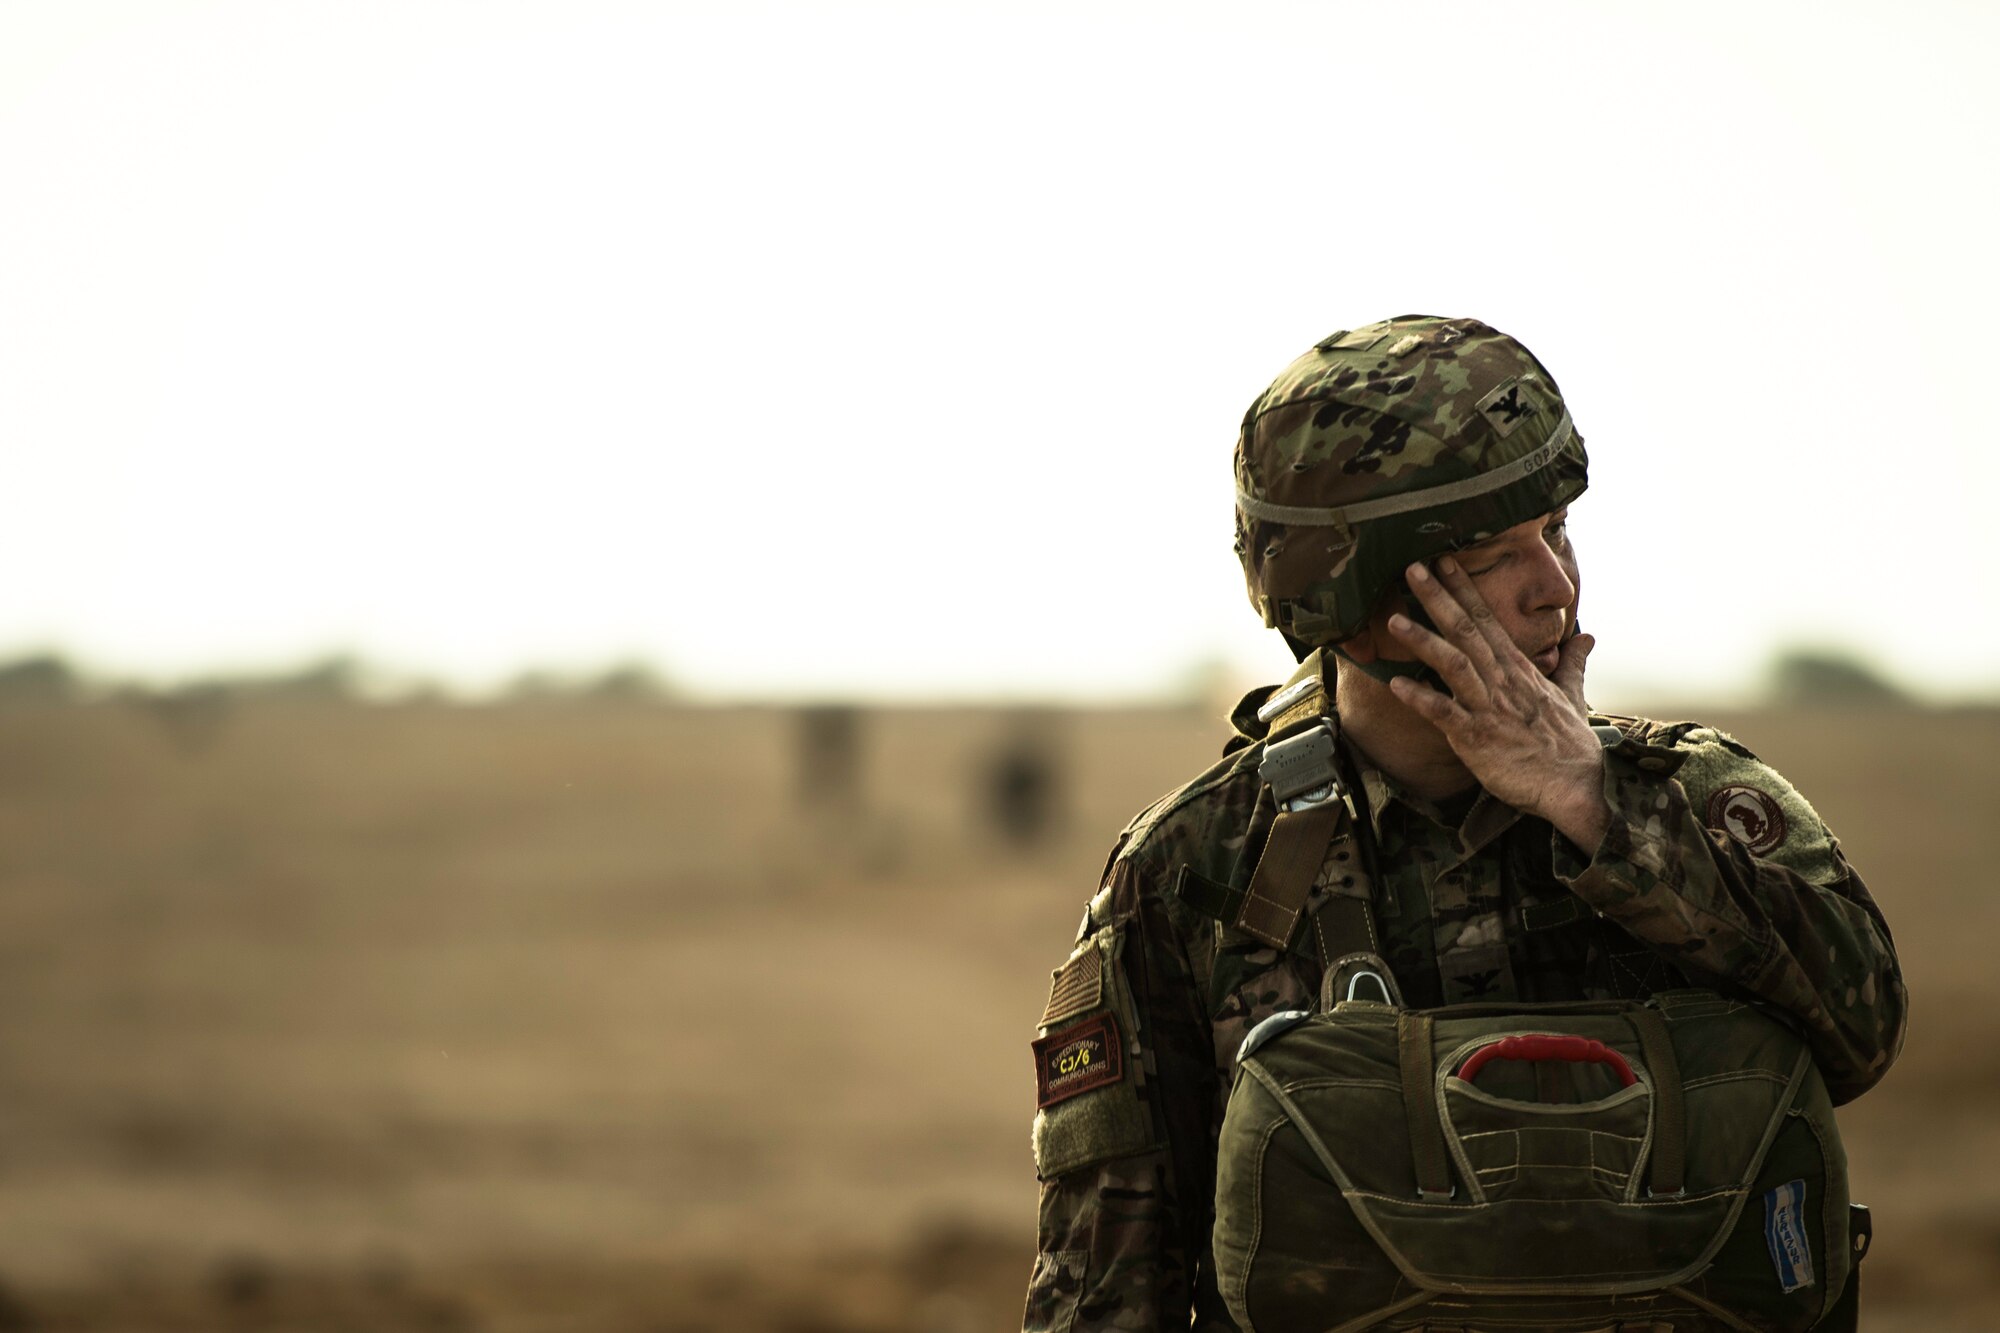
[1033,1013,1123,1108]
[1707,785,1788,856]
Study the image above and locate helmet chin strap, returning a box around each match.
[1327,597,1453,697]
[1330,646,1452,696]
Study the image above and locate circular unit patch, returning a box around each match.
[1706,785,1788,856]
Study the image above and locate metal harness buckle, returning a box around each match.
[1258,720,1353,816]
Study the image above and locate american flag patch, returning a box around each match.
[1039,945,1103,1029]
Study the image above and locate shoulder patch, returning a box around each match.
[1667,724,1842,884]
[1707,785,1788,856]
[1033,1013,1124,1108]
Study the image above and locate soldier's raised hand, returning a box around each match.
[1385,557,1611,851]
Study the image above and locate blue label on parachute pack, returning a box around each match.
[1763,1179,1816,1293]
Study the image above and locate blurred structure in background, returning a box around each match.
[1765,647,1914,709]
[795,703,866,817]
[129,681,235,755]
[975,711,1068,853]
[0,653,76,707]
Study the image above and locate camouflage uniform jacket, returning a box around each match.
[1021,683,1906,1332]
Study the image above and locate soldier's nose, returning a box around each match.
[1524,543,1576,613]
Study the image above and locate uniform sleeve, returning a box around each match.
[1552,728,1907,1104]
[1022,856,1234,1332]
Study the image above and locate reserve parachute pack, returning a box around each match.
[1200,660,1866,1332]
[1216,992,1858,1332]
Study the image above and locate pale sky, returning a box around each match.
[3,1,1995,702]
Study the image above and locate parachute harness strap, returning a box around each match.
[1235,656,1399,1024]
[1398,1012,1455,1200]
[1629,1006,1687,1198]
[1231,657,1346,951]
[1236,718,1350,950]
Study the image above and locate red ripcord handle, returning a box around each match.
[1456,1034,1637,1088]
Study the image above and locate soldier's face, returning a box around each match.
[1357,508,1581,675]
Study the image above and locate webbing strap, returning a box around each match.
[1819,1263,1861,1333]
[1235,801,1343,950]
[1815,1206,1870,1333]
[1318,892,1377,960]
[1172,864,1243,924]
[1628,1007,1686,1197]
[1397,1012,1454,1199]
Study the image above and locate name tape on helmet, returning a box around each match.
[1236,412,1572,528]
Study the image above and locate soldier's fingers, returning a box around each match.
[1388,673,1470,731]
[1428,557,1523,665]
[1553,632,1595,715]
[1404,562,1502,679]
[1386,613,1489,706]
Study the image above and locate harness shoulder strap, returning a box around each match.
[1233,660,1391,991]
[1232,651,1344,952]
[1171,655,1399,1003]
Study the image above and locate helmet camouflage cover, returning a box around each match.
[1234,315,1588,653]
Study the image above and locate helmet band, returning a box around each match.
[1235,411,1573,527]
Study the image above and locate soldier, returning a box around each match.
[1022,317,1905,1330]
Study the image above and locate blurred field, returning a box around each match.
[0,695,1990,1331]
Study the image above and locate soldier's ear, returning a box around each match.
[1336,626,1382,664]
[1337,588,1414,665]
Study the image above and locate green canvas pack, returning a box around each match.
[1214,990,1855,1332]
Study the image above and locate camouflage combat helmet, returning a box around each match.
[1234,315,1588,667]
